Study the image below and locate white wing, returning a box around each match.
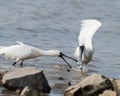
[0,41,40,60]
[0,45,34,59]
[78,19,102,46]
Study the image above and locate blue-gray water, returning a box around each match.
[0,0,120,96]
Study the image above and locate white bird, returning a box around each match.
[0,41,77,68]
[74,19,102,70]
[0,46,6,50]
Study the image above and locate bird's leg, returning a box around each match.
[77,57,83,69]
[77,58,81,65]
[12,62,17,66]
[20,61,23,67]
[79,63,84,72]
[13,58,20,66]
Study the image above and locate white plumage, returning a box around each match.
[0,46,6,50]
[0,41,77,68]
[74,19,102,69]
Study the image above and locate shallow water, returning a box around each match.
[0,0,120,95]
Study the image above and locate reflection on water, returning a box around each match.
[0,0,120,95]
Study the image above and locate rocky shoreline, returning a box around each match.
[64,73,116,96]
[0,67,119,96]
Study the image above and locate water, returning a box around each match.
[0,0,120,95]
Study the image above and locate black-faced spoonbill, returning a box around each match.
[0,41,77,68]
[74,19,102,70]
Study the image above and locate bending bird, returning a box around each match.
[0,41,77,68]
[74,19,102,70]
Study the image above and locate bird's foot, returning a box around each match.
[75,64,83,72]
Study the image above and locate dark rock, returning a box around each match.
[64,73,114,96]
[2,67,51,93]
[68,82,72,86]
[58,76,64,80]
[66,69,70,72]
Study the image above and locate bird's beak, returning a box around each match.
[59,52,77,69]
[80,46,84,60]
[60,52,77,62]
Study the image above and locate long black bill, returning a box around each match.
[80,46,84,60]
[60,52,77,62]
[59,53,72,68]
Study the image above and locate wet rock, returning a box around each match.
[64,73,113,96]
[2,67,51,93]
[98,90,116,96]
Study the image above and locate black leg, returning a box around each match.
[20,61,23,66]
[12,62,17,65]
[80,63,83,72]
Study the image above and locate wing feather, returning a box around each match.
[79,19,102,46]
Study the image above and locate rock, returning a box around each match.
[20,86,39,96]
[2,67,51,93]
[64,73,113,96]
[16,89,22,95]
[58,76,64,80]
[110,79,120,95]
[99,90,116,96]
[20,86,49,96]
[20,86,31,96]
[0,71,8,85]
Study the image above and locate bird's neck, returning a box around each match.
[37,49,59,57]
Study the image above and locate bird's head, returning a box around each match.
[81,46,93,64]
